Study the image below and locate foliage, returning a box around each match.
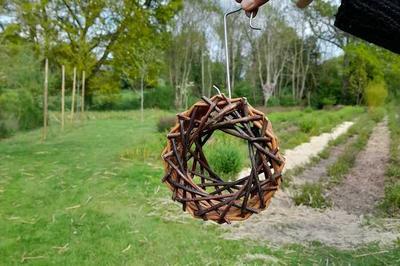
[88,87,176,111]
[157,116,176,133]
[144,86,175,110]
[364,78,388,108]
[205,132,245,180]
[0,45,45,137]
[293,183,331,209]
[232,82,263,106]
[0,0,182,97]
[0,89,42,137]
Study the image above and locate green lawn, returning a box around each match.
[1,107,399,265]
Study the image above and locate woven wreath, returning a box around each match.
[161,95,285,224]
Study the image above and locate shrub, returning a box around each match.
[321,96,337,107]
[266,96,280,107]
[233,82,264,106]
[298,117,317,134]
[90,91,140,111]
[365,78,388,108]
[368,107,385,123]
[279,94,298,107]
[0,89,42,138]
[144,86,175,110]
[208,143,243,180]
[293,183,331,209]
[157,116,176,133]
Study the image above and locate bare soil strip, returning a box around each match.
[237,121,354,179]
[284,121,354,171]
[224,120,400,249]
[327,120,390,215]
[224,201,399,249]
[292,136,356,186]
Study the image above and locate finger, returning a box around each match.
[241,0,268,12]
[296,0,313,8]
[245,9,258,18]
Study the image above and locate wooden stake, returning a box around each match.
[42,58,49,141]
[140,72,144,122]
[76,76,80,115]
[70,67,76,121]
[81,71,85,113]
[61,65,65,131]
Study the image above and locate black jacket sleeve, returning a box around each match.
[335,0,400,54]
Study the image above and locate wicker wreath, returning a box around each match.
[161,94,285,224]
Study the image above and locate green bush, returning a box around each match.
[90,91,140,111]
[0,89,42,138]
[298,117,317,134]
[321,96,337,107]
[293,183,331,209]
[368,107,385,123]
[157,116,176,133]
[279,94,299,107]
[0,45,46,138]
[365,78,388,108]
[144,86,175,110]
[233,83,263,106]
[208,143,243,180]
[266,96,280,107]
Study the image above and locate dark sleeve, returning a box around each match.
[335,0,400,54]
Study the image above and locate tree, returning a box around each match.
[165,0,217,108]
[1,0,182,95]
[251,6,293,105]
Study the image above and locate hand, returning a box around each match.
[236,0,313,17]
[235,0,268,17]
[296,0,314,9]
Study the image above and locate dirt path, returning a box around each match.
[237,121,354,179]
[224,119,400,249]
[327,120,390,215]
[284,121,354,170]
[292,136,355,186]
[224,197,399,249]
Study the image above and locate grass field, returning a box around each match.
[1,107,400,265]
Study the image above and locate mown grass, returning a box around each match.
[2,107,400,265]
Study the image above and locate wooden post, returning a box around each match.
[140,71,144,122]
[42,58,49,141]
[70,67,76,121]
[81,71,85,113]
[77,77,80,115]
[61,65,65,131]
